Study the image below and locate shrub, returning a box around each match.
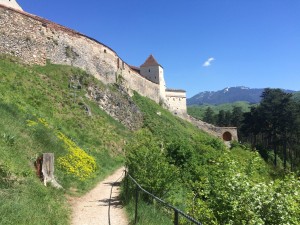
[125,129,179,199]
[56,132,96,180]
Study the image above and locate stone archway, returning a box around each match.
[222,131,232,141]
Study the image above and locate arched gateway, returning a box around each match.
[222,131,233,141]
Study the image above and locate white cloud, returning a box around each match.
[203,57,215,67]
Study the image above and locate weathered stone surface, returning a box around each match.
[86,84,143,130]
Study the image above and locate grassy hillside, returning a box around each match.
[187,101,253,120]
[0,55,130,224]
[1,55,299,225]
[124,94,300,224]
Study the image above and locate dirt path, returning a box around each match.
[70,167,129,225]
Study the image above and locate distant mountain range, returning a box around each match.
[187,86,297,105]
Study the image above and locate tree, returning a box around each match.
[240,106,262,149]
[125,129,179,198]
[259,88,294,168]
[240,89,300,170]
[203,107,215,124]
[217,110,226,126]
[224,110,232,126]
[231,106,243,128]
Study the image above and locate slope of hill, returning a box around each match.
[124,93,300,225]
[187,86,296,105]
[0,55,130,224]
[0,55,230,224]
[1,55,300,225]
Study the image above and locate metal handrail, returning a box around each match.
[124,170,202,225]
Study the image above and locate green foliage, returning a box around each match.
[166,139,194,168]
[125,129,179,199]
[203,107,215,124]
[187,101,252,121]
[186,148,300,224]
[2,55,299,224]
[0,102,69,224]
[292,91,300,102]
[242,88,300,171]
[0,55,129,223]
[125,93,300,224]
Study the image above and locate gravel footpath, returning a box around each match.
[70,167,129,225]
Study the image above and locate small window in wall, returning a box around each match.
[149,69,150,72]
[155,76,156,79]
[104,49,107,53]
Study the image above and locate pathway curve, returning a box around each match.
[70,167,129,225]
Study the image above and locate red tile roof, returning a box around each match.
[140,54,161,67]
[129,65,140,73]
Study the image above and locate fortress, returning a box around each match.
[0,1,238,141]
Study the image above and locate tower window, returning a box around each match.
[104,49,107,53]
[149,69,150,72]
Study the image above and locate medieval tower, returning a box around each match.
[139,55,167,101]
[138,55,187,115]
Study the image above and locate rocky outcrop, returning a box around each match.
[86,84,143,130]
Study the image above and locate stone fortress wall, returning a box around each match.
[185,115,238,141]
[0,4,238,142]
[0,4,161,103]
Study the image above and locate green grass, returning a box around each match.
[125,198,173,225]
[132,92,219,146]
[0,55,131,223]
[0,54,284,224]
[0,102,69,224]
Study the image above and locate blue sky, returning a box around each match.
[18,0,300,97]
